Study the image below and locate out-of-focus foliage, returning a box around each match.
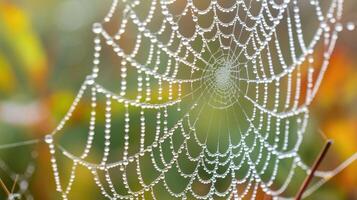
[307,48,357,199]
[0,2,47,95]
[0,1,356,199]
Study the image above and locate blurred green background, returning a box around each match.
[0,0,357,199]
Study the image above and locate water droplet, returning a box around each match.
[335,23,343,32]
[346,22,355,31]
[44,134,53,144]
[92,23,103,34]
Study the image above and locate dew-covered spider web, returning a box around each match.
[2,0,357,199]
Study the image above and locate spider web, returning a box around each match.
[25,0,354,199]
[0,157,35,200]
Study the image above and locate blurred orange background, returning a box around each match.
[0,0,356,199]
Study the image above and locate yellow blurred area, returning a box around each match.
[49,91,76,118]
[0,52,16,93]
[324,118,357,189]
[0,2,48,92]
[325,119,357,159]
